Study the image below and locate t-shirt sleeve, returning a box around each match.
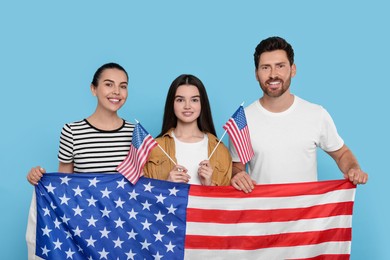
[57,124,74,163]
[318,108,344,152]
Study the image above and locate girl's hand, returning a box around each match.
[167,165,190,183]
[198,160,213,186]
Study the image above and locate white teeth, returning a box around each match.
[109,99,120,102]
[269,81,281,85]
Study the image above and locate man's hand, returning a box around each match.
[231,171,256,193]
[327,145,368,185]
[344,168,368,185]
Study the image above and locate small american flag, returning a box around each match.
[223,105,254,164]
[116,122,157,184]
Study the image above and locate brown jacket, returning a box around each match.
[143,129,232,186]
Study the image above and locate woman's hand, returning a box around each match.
[198,160,213,186]
[26,166,46,185]
[167,165,190,183]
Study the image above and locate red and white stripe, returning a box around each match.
[223,118,254,164]
[184,179,356,259]
[116,135,157,184]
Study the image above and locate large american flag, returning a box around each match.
[31,173,356,259]
[223,105,254,164]
[116,122,157,184]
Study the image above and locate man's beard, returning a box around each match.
[260,77,291,98]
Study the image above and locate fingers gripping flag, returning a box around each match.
[223,105,254,164]
[116,122,157,184]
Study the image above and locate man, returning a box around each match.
[229,36,368,193]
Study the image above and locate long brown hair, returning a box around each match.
[158,74,217,138]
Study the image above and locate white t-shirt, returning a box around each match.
[172,132,209,185]
[229,96,344,184]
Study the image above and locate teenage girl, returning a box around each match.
[143,74,232,186]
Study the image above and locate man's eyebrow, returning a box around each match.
[260,61,287,66]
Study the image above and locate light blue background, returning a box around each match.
[1,1,388,259]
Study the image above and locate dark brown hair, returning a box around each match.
[158,74,216,137]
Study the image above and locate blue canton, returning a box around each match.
[35,173,189,260]
[132,124,149,149]
[232,106,247,130]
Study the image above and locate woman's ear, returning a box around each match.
[90,84,97,96]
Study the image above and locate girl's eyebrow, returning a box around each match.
[175,95,200,98]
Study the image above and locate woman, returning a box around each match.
[143,74,232,186]
[26,62,135,260]
[26,62,134,185]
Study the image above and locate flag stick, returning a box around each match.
[134,118,176,165]
[208,102,244,160]
[208,130,227,160]
[157,144,177,165]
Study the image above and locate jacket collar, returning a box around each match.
[161,128,219,143]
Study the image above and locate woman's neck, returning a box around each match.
[87,110,122,131]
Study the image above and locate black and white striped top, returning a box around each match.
[58,119,134,173]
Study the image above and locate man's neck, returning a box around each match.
[259,93,294,113]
